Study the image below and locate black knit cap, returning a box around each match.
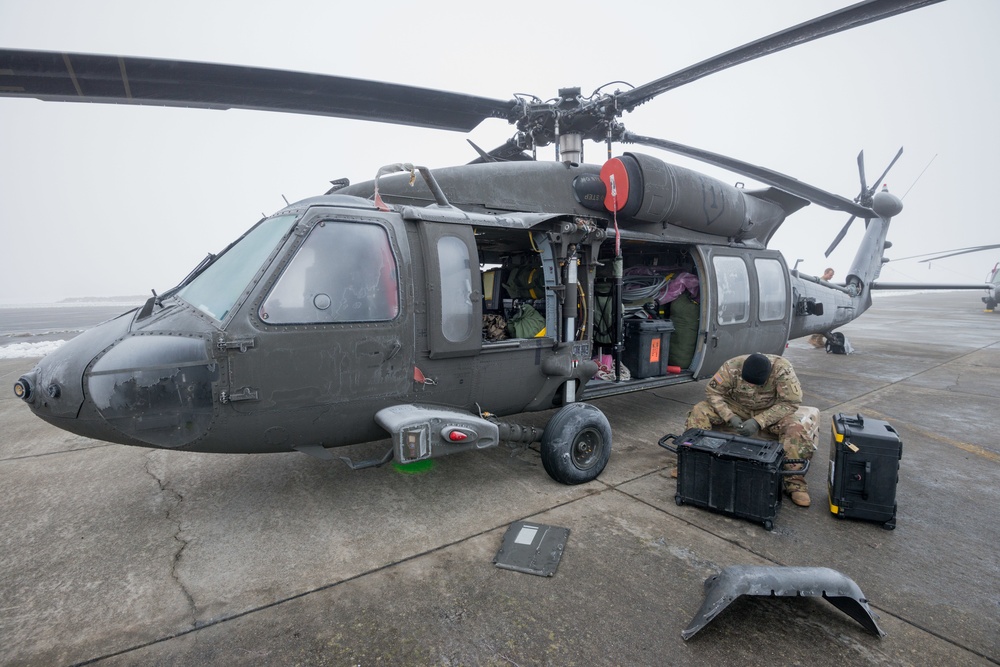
[741,353,771,385]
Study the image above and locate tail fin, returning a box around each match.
[845,185,904,308]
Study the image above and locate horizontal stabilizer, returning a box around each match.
[870,282,991,290]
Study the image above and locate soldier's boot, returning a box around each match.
[783,467,810,508]
[778,408,818,508]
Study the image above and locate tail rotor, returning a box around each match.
[824,147,903,257]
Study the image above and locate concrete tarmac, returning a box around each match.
[1,292,998,666]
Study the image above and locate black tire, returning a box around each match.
[540,403,612,484]
[763,520,774,531]
[675,494,684,506]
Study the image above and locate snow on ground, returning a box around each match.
[0,340,66,360]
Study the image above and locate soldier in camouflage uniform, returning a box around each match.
[685,353,816,507]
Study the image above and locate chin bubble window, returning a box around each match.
[87,336,218,448]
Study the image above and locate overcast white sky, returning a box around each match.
[0,0,996,304]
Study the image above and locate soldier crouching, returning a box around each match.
[685,353,816,507]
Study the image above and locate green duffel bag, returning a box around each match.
[507,303,547,338]
[668,293,699,369]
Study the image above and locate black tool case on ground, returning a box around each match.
[659,429,809,531]
[828,413,901,529]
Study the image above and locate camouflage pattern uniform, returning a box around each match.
[482,314,508,342]
[685,354,816,494]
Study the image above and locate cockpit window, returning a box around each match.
[260,220,399,324]
[176,214,298,321]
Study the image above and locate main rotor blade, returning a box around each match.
[623,131,875,218]
[891,244,1000,262]
[616,0,946,112]
[825,216,856,257]
[0,49,515,132]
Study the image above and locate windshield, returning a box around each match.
[176,214,298,321]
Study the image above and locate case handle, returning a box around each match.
[658,433,680,453]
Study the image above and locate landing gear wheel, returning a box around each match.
[540,403,612,485]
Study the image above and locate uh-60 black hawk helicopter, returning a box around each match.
[7,0,967,485]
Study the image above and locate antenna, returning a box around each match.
[901,154,937,200]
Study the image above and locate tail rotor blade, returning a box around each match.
[856,150,867,198]
[825,216,856,257]
[870,146,904,195]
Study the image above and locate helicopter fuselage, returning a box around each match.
[14,156,895,465]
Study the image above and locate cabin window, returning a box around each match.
[755,258,787,322]
[437,235,475,341]
[713,255,750,325]
[260,220,399,324]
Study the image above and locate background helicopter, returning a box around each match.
[888,244,1000,310]
[1,0,993,485]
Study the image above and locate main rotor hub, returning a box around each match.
[513,89,622,155]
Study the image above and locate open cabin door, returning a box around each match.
[692,246,792,379]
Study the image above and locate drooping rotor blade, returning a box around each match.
[623,131,874,217]
[825,216,857,257]
[891,244,1000,262]
[0,49,515,132]
[615,0,946,112]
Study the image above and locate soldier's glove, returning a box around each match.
[738,419,761,437]
[727,416,743,430]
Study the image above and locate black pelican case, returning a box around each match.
[659,429,809,531]
[828,413,901,529]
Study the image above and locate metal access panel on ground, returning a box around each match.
[493,521,570,577]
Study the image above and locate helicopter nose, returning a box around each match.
[16,309,221,449]
[17,311,135,424]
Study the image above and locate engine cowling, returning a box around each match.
[586,152,796,240]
